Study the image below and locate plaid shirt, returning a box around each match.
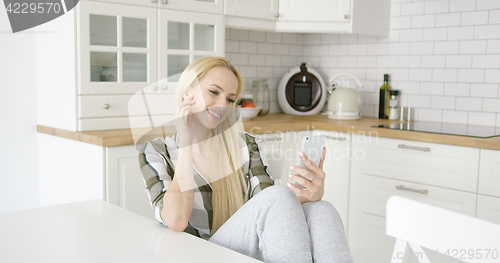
[138,131,275,240]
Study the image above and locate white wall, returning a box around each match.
[227,0,500,127]
[225,29,305,113]
[0,3,40,212]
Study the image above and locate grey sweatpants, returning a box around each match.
[208,185,353,263]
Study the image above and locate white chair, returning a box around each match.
[386,196,500,263]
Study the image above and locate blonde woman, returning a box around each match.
[139,57,352,263]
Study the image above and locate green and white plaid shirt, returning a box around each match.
[139,131,275,240]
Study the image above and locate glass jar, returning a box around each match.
[388,90,400,120]
[252,79,270,115]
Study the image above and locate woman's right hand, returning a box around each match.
[174,93,196,147]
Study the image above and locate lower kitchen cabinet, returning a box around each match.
[39,127,499,255]
[478,149,500,198]
[348,134,482,263]
[477,194,500,225]
[313,130,351,230]
[253,131,288,186]
[106,144,154,220]
[38,133,156,220]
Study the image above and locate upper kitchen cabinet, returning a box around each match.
[158,9,224,92]
[157,0,223,14]
[225,0,391,36]
[224,0,279,31]
[36,0,224,132]
[90,0,223,14]
[79,1,157,95]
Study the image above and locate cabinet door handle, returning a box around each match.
[396,185,428,194]
[398,144,430,152]
[162,0,168,4]
[323,135,346,141]
[256,137,282,143]
[151,0,157,2]
[274,13,280,18]
[103,103,110,109]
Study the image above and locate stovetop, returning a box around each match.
[372,121,500,138]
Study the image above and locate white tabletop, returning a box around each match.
[0,200,262,263]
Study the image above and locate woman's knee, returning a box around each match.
[261,185,299,203]
[303,201,344,227]
[308,200,338,213]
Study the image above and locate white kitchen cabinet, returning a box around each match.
[282,130,312,179]
[224,0,278,21]
[79,1,158,95]
[278,0,350,22]
[36,0,224,132]
[158,0,223,14]
[360,175,477,218]
[89,0,157,8]
[347,134,481,263]
[107,144,156,220]
[312,130,350,229]
[477,194,500,225]
[38,133,156,220]
[158,9,224,87]
[253,130,313,186]
[224,0,390,36]
[356,213,395,263]
[253,132,286,185]
[89,0,223,14]
[224,0,279,31]
[478,149,500,198]
[361,137,480,193]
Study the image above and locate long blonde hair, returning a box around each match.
[175,57,247,235]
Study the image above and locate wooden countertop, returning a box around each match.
[37,113,500,150]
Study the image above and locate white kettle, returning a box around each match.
[327,73,362,120]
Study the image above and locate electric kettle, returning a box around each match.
[327,73,362,120]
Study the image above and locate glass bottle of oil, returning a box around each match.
[378,74,391,119]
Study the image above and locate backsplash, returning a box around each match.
[225,29,305,113]
[226,0,500,127]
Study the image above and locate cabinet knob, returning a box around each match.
[151,0,157,2]
[162,86,168,90]
[151,86,158,90]
[344,14,349,19]
[274,13,280,18]
[162,0,168,4]
[103,103,110,109]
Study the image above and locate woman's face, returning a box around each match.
[186,66,239,129]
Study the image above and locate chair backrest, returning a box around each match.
[386,195,500,263]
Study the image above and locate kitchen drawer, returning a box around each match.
[478,149,500,198]
[361,175,477,218]
[78,114,173,131]
[477,194,500,225]
[79,94,176,118]
[361,137,479,192]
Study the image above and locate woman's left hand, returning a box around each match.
[287,147,327,202]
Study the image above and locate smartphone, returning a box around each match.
[292,135,326,190]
